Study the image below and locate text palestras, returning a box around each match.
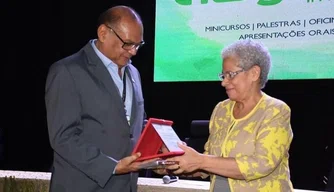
[256,20,301,29]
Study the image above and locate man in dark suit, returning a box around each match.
[45,5,153,192]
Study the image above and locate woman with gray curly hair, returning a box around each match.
[165,39,294,192]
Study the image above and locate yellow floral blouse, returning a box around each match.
[203,93,294,192]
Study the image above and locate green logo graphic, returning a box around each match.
[257,0,282,6]
[175,0,282,6]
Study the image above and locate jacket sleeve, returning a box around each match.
[45,63,117,188]
[235,104,293,181]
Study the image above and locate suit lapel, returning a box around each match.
[83,42,129,125]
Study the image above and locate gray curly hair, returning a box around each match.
[221,39,271,89]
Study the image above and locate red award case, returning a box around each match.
[132,118,185,161]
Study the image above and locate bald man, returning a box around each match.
[45,6,151,192]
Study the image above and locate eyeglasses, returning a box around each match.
[105,25,145,51]
[218,69,245,81]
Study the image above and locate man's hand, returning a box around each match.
[114,152,142,174]
[115,153,161,174]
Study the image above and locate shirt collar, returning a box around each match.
[90,39,130,69]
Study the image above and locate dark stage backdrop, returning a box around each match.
[3,0,333,191]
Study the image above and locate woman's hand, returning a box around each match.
[165,142,203,175]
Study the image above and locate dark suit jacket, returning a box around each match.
[45,41,145,192]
